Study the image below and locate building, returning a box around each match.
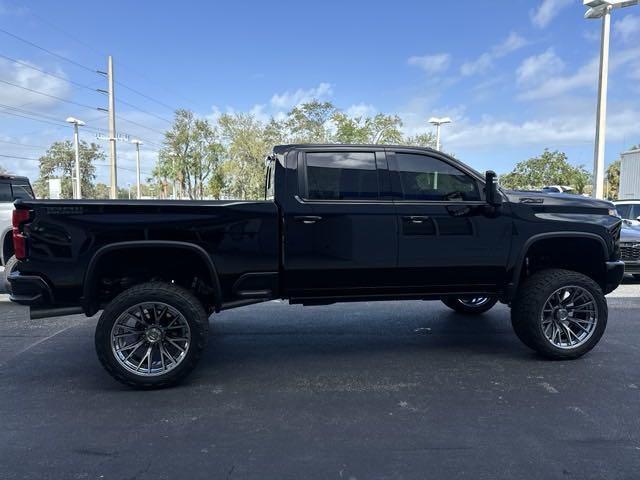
[619,147,640,200]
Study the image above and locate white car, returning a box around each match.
[614,200,640,227]
[0,174,35,266]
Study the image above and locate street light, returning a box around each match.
[584,0,639,199]
[66,117,85,199]
[131,139,143,199]
[428,117,452,151]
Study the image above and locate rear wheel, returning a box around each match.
[441,296,498,314]
[95,282,209,389]
[511,269,607,359]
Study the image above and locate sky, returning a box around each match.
[0,0,639,188]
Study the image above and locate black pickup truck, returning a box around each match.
[9,144,624,388]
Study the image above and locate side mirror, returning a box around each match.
[485,170,502,206]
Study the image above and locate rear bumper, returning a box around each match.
[605,260,626,294]
[8,271,52,306]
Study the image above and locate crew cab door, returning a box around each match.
[282,148,397,297]
[388,149,512,293]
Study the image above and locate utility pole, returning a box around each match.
[131,139,143,199]
[66,117,85,199]
[107,56,117,199]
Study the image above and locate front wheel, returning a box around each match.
[95,282,209,389]
[441,296,498,314]
[511,269,607,359]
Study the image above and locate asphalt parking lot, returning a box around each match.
[1,280,640,480]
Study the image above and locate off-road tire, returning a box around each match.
[95,282,209,389]
[511,269,607,359]
[442,296,498,314]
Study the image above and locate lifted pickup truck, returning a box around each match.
[9,144,624,388]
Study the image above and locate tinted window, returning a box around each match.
[11,183,34,200]
[306,152,378,200]
[617,204,631,219]
[393,153,480,201]
[0,183,12,202]
[630,204,640,220]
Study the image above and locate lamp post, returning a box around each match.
[428,117,452,151]
[131,139,143,199]
[584,0,639,199]
[66,117,85,199]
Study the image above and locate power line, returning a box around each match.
[0,78,98,111]
[115,81,179,113]
[0,153,40,161]
[0,27,97,74]
[116,97,172,124]
[0,53,99,93]
[0,139,47,149]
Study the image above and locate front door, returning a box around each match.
[283,148,397,298]
[388,149,512,294]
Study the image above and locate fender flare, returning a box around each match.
[82,240,222,315]
[507,231,609,299]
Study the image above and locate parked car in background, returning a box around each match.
[620,224,640,279]
[0,175,34,265]
[614,200,640,227]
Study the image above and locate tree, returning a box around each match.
[404,132,437,149]
[33,140,102,198]
[217,112,272,200]
[285,100,336,143]
[500,150,591,193]
[606,160,621,200]
[333,112,404,144]
[154,109,224,200]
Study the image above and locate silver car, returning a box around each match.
[620,224,640,279]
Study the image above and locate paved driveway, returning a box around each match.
[1,286,639,479]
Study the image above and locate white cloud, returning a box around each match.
[270,82,333,109]
[461,32,527,76]
[518,58,597,101]
[0,58,70,108]
[518,46,640,101]
[517,48,565,84]
[531,0,573,29]
[615,14,640,43]
[345,103,377,118]
[445,107,640,150]
[407,53,451,74]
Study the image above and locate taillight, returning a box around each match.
[12,209,31,260]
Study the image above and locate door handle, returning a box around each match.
[294,216,323,224]
[402,216,430,224]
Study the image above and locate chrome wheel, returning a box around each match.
[110,302,191,377]
[541,286,598,349]
[458,297,491,307]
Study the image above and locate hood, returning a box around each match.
[504,190,614,209]
[621,224,640,243]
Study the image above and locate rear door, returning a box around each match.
[283,148,397,297]
[388,149,512,293]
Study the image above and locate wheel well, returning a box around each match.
[2,230,13,265]
[85,246,220,315]
[522,237,606,288]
